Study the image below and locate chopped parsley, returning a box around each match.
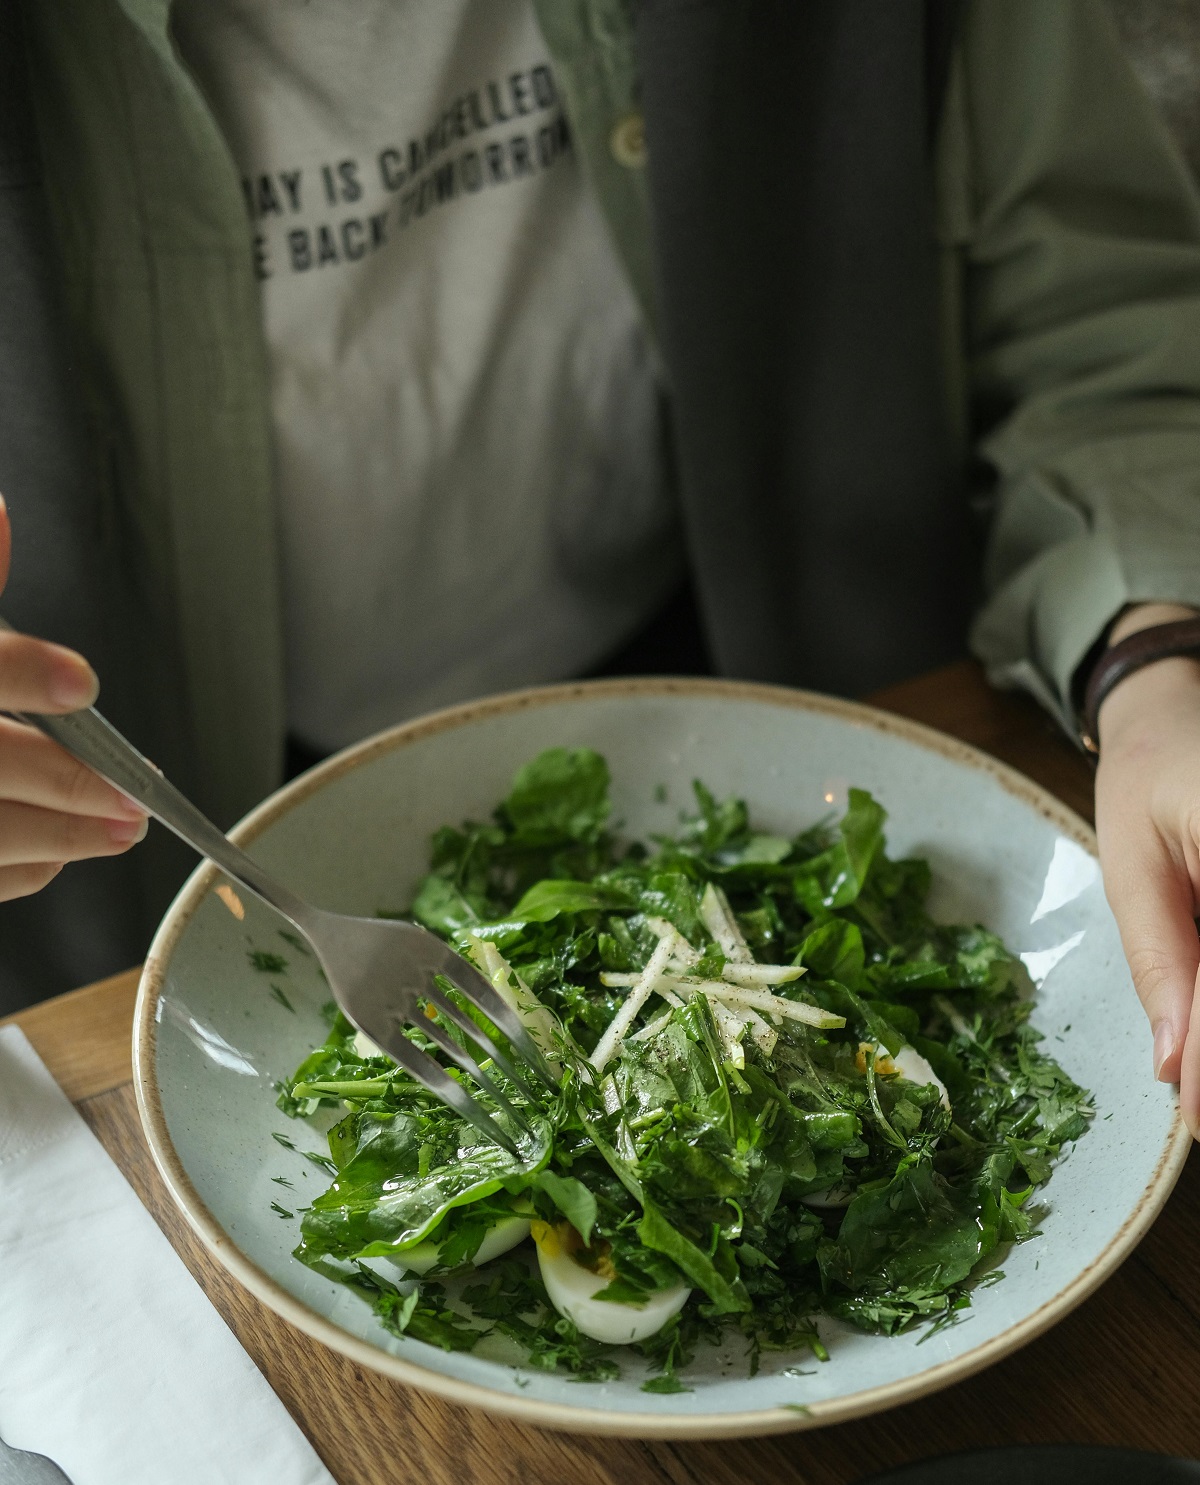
[249,949,288,974]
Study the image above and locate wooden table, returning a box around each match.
[5,660,1198,1484]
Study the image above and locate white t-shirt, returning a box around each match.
[172,0,678,752]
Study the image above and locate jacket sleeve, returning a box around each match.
[0,0,156,1006]
[950,0,1200,731]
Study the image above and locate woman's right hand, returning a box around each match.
[0,494,148,902]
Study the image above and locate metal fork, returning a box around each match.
[0,1430,73,1483]
[0,622,557,1154]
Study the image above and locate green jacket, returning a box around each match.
[8,0,1200,997]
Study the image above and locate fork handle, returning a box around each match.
[0,617,313,932]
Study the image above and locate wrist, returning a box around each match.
[1097,650,1200,750]
[1095,604,1200,751]
[1107,602,1200,646]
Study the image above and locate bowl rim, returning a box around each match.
[132,675,1191,1438]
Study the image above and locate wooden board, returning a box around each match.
[3,966,140,1100]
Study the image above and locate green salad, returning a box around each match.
[274,748,1091,1389]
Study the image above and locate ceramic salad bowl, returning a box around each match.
[132,678,1189,1437]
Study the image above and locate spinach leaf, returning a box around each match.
[297,1111,551,1261]
[535,1171,598,1245]
[503,748,611,845]
[410,875,480,936]
[637,1202,749,1315]
[512,879,635,921]
[793,789,886,911]
[794,920,866,980]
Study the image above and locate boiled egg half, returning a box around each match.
[365,1210,532,1280]
[857,1040,951,1110]
[532,1221,690,1345]
[353,1028,385,1059]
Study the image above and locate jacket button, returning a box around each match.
[609,111,647,168]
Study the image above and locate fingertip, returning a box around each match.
[1153,1020,1182,1083]
[110,792,149,823]
[47,648,99,710]
[106,816,148,847]
[1105,844,1200,1084]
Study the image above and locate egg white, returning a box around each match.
[353,1028,385,1059]
[535,1244,690,1345]
[364,1213,532,1279]
[858,1039,950,1110]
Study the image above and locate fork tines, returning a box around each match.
[371,957,559,1158]
[422,979,540,1107]
[371,1031,526,1156]
[426,949,560,1096]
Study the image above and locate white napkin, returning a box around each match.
[0,1025,337,1485]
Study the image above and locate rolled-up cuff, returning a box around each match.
[969,530,1200,739]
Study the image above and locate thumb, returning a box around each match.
[0,492,9,595]
[1102,828,1198,1089]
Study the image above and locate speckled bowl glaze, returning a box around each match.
[133,679,1189,1437]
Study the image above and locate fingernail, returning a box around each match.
[1153,1020,1176,1081]
[110,790,148,821]
[107,816,148,845]
[49,655,99,709]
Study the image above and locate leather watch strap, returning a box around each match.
[1081,616,1200,754]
